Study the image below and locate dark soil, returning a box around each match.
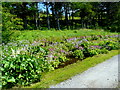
[55,57,81,69]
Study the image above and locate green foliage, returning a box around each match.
[2,9,23,31]
[2,31,13,44]
[2,7,24,43]
[27,46,46,56]
[2,11,14,43]
[27,50,119,88]
[105,40,119,50]
[1,29,119,88]
[59,56,68,62]
[2,2,120,31]
[89,49,99,56]
[4,29,118,43]
[73,50,84,59]
[1,54,53,88]
[1,54,41,88]
[11,18,24,30]
[100,48,109,54]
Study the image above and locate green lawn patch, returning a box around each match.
[25,50,119,88]
[11,29,118,42]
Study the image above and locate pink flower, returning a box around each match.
[49,48,55,51]
[78,46,84,50]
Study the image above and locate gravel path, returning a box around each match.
[50,54,119,88]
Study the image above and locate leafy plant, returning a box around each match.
[100,48,109,54]
[1,54,50,88]
[59,56,68,62]
[73,50,84,59]
[89,49,99,56]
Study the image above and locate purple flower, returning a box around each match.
[113,35,119,38]
[90,45,102,49]
[75,45,84,50]
[48,54,53,58]
[76,40,83,44]
[78,46,84,50]
[82,39,88,42]
[54,56,58,59]
[49,48,55,51]
[67,37,77,42]
[75,45,78,48]
[41,39,47,42]
[31,43,35,46]
[60,49,65,53]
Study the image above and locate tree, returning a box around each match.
[105,2,120,32]
[3,2,36,30]
[54,2,63,30]
[44,2,50,30]
[2,2,120,32]
[2,4,23,43]
[29,2,39,29]
[49,2,63,30]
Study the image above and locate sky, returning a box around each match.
[37,2,73,16]
[37,2,74,16]
[38,2,52,14]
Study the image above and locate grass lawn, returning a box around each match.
[24,50,119,88]
[11,29,118,42]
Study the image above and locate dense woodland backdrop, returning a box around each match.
[2,2,120,43]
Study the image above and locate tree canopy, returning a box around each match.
[2,2,120,32]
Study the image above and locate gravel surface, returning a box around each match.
[50,55,119,88]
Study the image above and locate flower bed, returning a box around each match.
[1,34,120,88]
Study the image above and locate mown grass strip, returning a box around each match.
[24,50,119,88]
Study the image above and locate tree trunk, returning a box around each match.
[35,14,38,29]
[51,3,55,28]
[23,17,27,29]
[35,3,38,29]
[71,10,74,29]
[56,11,60,30]
[38,13,41,29]
[98,13,100,26]
[81,18,83,28]
[65,3,69,29]
[46,2,50,30]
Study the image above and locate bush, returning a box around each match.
[100,48,109,54]
[1,54,50,88]
[89,49,98,56]
[73,50,84,59]
[103,40,119,50]
[2,31,13,44]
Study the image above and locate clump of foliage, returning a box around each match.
[1,46,55,88]
[73,50,84,59]
[1,54,50,88]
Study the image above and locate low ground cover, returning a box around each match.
[1,29,120,88]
